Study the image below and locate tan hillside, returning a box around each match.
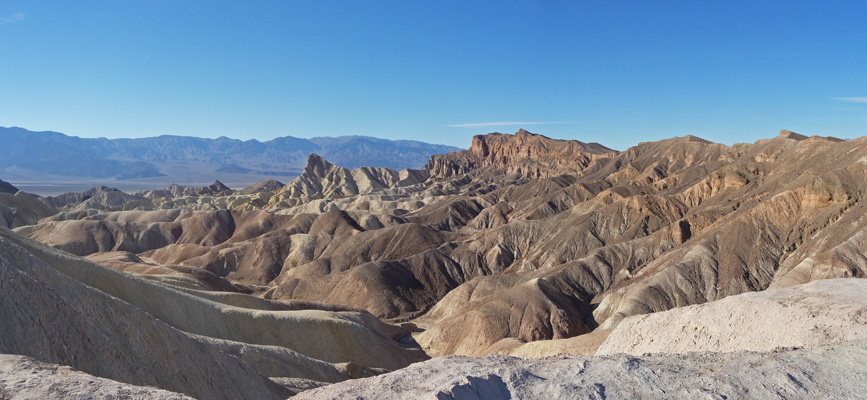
[11,129,867,362]
[0,225,426,399]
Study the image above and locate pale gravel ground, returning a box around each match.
[297,340,867,399]
[0,354,193,400]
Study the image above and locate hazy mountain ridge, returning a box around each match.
[0,127,461,181]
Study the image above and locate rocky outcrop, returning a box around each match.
[0,178,18,195]
[266,154,429,208]
[41,186,151,211]
[426,129,615,179]
[596,278,867,355]
[135,180,234,200]
[297,340,867,399]
[0,354,193,399]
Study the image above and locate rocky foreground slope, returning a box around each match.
[299,278,867,399]
[0,354,194,400]
[298,340,867,399]
[597,278,867,355]
[0,226,425,399]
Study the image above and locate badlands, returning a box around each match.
[3,129,867,399]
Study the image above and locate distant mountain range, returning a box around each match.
[0,127,461,182]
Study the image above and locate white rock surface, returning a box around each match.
[597,278,867,355]
[0,354,193,399]
[297,340,867,399]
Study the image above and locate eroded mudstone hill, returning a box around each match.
[11,129,867,360]
[0,187,56,229]
[5,128,867,398]
[0,226,426,400]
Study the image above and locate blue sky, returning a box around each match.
[1,1,865,150]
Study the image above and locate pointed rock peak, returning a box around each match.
[778,130,807,140]
[0,178,19,194]
[208,180,232,192]
[304,153,334,176]
[515,129,533,136]
[306,153,331,166]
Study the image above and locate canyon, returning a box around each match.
[2,128,867,399]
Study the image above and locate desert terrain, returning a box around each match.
[3,129,867,399]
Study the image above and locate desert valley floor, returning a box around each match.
[3,129,867,399]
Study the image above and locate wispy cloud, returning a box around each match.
[0,12,24,24]
[831,97,867,103]
[446,121,575,128]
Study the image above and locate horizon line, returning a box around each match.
[446,121,576,128]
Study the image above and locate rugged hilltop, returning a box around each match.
[3,128,867,398]
[427,128,615,178]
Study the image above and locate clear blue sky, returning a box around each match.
[1,1,865,150]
